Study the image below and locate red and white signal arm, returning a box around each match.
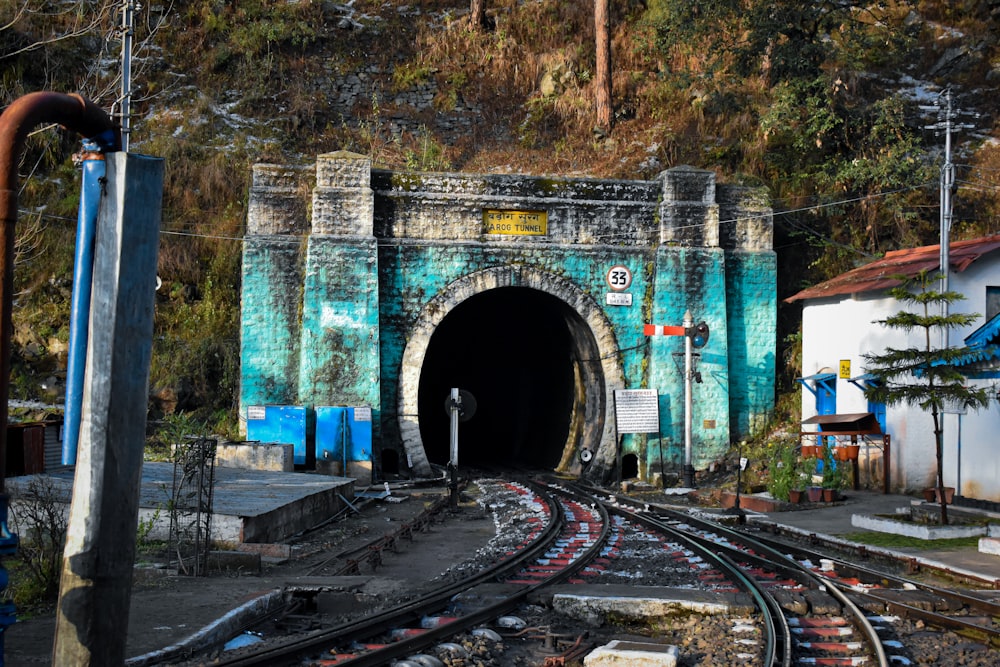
[606,265,632,291]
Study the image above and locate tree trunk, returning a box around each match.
[470,0,487,31]
[932,406,948,525]
[594,0,612,133]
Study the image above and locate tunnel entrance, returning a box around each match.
[418,287,579,469]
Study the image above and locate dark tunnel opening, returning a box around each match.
[418,287,577,469]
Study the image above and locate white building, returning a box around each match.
[786,235,1000,501]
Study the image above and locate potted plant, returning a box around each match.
[767,440,799,503]
[796,456,813,500]
[821,446,844,502]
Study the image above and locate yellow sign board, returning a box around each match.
[839,359,851,379]
[483,209,548,236]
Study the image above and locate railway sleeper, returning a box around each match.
[867,588,964,612]
[770,588,809,615]
[803,588,842,615]
[843,591,890,614]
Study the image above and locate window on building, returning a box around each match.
[987,286,1000,320]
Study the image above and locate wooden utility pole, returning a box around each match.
[594,0,612,132]
[52,152,163,665]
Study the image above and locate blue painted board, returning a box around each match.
[246,405,308,465]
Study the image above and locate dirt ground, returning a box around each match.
[5,485,493,666]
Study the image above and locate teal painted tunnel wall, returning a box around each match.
[240,153,776,483]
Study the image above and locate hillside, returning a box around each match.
[4,0,1000,438]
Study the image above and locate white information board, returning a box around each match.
[614,389,660,434]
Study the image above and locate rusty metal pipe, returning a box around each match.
[0,92,119,492]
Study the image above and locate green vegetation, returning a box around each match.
[766,438,807,502]
[864,271,992,524]
[6,477,67,611]
[840,532,983,550]
[2,0,1000,445]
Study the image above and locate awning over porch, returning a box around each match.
[800,412,883,436]
[795,371,836,397]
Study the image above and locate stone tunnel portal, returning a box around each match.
[418,286,588,469]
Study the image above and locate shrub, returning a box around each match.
[7,477,68,609]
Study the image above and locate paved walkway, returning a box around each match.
[749,490,1000,585]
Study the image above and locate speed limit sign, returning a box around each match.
[606,265,632,291]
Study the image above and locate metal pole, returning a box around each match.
[119,0,135,153]
[939,88,954,349]
[683,310,695,487]
[63,141,106,466]
[448,388,460,509]
[657,428,664,488]
[612,390,622,489]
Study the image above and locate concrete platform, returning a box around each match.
[6,462,355,545]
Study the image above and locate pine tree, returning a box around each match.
[863,270,991,524]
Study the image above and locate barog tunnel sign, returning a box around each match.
[483,209,548,235]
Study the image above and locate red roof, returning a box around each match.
[785,234,1000,303]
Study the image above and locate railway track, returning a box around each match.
[585,483,1000,663]
[187,479,607,666]
[172,476,998,666]
[571,481,889,667]
[752,523,1000,649]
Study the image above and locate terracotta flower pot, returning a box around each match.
[801,445,822,458]
[922,488,937,503]
[788,489,803,504]
[822,488,837,502]
[935,487,955,504]
[834,445,860,462]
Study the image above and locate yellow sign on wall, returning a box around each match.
[839,359,851,379]
[483,209,548,235]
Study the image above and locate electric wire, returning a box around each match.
[15,179,942,250]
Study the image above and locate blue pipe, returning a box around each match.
[63,139,106,465]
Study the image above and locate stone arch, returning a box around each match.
[398,265,625,478]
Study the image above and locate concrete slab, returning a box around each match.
[549,584,752,627]
[851,513,987,540]
[6,462,354,545]
[979,537,1000,557]
[584,640,679,667]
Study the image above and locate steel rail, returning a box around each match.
[198,479,606,666]
[620,494,1000,650]
[289,480,610,667]
[579,485,890,667]
[836,583,1000,649]
[746,527,1000,648]
[312,484,611,667]
[568,484,785,667]
[747,527,1000,619]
